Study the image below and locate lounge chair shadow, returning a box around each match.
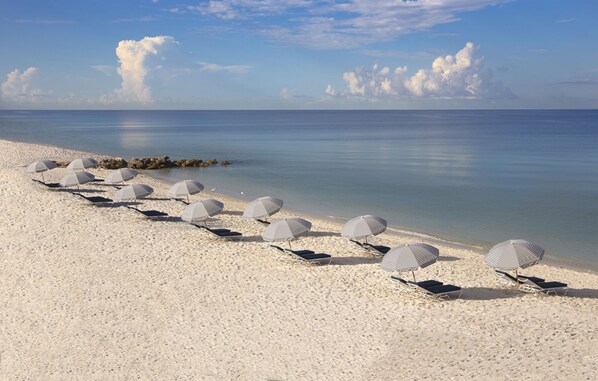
[438,255,460,262]
[309,231,339,238]
[144,197,181,201]
[565,288,598,299]
[459,287,521,301]
[64,188,106,194]
[102,201,142,208]
[222,210,244,216]
[331,256,380,266]
[238,235,267,243]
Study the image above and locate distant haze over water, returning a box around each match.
[2,110,597,268]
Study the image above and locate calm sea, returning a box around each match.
[1,110,597,268]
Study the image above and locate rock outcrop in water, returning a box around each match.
[59,156,231,170]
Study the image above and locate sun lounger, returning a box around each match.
[495,270,568,295]
[517,275,568,295]
[126,206,169,219]
[349,239,390,256]
[74,193,113,205]
[32,179,61,188]
[195,225,243,240]
[390,276,461,299]
[269,245,332,264]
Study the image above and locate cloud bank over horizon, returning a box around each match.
[327,42,514,101]
[1,67,42,104]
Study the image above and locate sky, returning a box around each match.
[1,0,597,110]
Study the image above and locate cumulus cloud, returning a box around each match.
[191,0,512,49]
[327,42,514,100]
[1,67,42,102]
[198,61,251,74]
[107,35,175,104]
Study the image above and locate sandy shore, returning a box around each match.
[1,138,597,380]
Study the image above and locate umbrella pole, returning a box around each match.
[187,195,190,203]
[515,269,519,286]
[412,270,416,283]
[288,241,292,250]
[41,172,45,183]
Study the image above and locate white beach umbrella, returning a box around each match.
[485,239,544,272]
[243,196,283,220]
[105,168,138,184]
[114,184,153,201]
[168,180,205,202]
[67,157,98,171]
[59,171,95,188]
[263,217,311,248]
[181,199,224,223]
[26,160,57,182]
[381,242,440,281]
[341,215,387,241]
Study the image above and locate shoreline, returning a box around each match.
[2,138,598,379]
[3,135,596,274]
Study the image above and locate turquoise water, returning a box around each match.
[1,110,597,267]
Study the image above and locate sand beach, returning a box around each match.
[1,138,597,380]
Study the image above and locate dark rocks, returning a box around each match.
[128,156,175,170]
[172,159,204,168]
[98,158,128,169]
[220,160,231,166]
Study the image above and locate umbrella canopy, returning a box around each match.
[168,180,204,200]
[26,160,57,173]
[67,157,98,171]
[381,243,439,273]
[181,199,224,222]
[485,239,544,270]
[341,215,387,239]
[114,184,153,201]
[59,171,95,187]
[105,168,138,184]
[263,218,311,243]
[243,196,283,219]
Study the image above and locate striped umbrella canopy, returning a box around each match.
[243,196,283,219]
[485,239,544,271]
[26,160,57,182]
[341,215,387,240]
[105,168,138,184]
[59,171,95,187]
[114,184,153,201]
[263,217,311,248]
[381,242,439,281]
[67,157,98,171]
[181,199,224,223]
[168,180,204,202]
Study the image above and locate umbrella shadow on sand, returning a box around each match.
[459,287,522,300]
[63,188,107,194]
[221,210,244,216]
[331,256,380,266]
[308,231,340,238]
[438,255,460,262]
[564,288,598,299]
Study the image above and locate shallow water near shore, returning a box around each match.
[1,109,597,268]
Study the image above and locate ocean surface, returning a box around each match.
[1,110,597,268]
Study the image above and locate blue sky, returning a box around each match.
[1,0,597,109]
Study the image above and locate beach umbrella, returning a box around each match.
[243,196,283,220]
[263,217,311,249]
[105,168,138,184]
[168,180,205,203]
[59,171,95,188]
[67,157,98,171]
[181,199,224,223]
[25,160,57,182]
[341,215,387,241]
[485,239,544,274]
[114,184,153,201]
[381,242,439,281]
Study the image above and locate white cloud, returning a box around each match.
[330,42,514,100]
[1,67,42,102]
[191,0,512,49]
[280,87,291,100]
[107,35,175,104]
[325,84,336,96]
[198,61,251,74]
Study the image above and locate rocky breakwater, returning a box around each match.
[96,156,232,170]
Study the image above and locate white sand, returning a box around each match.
[1,138,597,380]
